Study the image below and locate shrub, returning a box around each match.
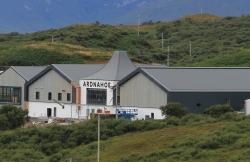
[220,112,244,121]
[165,116,180,126]
[0,104,29,130]
[160,102,189,118]
[205,104,234,118]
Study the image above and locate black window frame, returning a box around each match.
[58,93,62,101]
[0,86,21,105]
[48,92,52,100]
[87,88,107,105]
[67,93,71,101]
[36,91,40,100]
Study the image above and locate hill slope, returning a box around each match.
[1,14,250,66]
[0,114,250,161]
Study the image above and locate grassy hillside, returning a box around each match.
[0,113,249,161]
[1,14,250,66]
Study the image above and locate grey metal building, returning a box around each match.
[118,67,250,114]
[0,66,46,109]
[24,64,104,117]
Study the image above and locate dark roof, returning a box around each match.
[11,66,46,81]
[118,67,250,92]
[83,51,137,81]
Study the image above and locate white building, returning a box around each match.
[24,64,104,119]
[79,51,137,119]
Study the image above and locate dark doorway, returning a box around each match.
[54,107,56,117]
[47,108,52,117]
[151,113,154,119]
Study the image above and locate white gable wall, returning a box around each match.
[28,70,75,118]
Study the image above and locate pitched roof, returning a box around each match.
[11,66,46,81]
[52,64,104,83]
[83,51,137,81]
[118,67,250,92]
[26,64,104,86]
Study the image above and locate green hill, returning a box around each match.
[1,14,250,66]
[0,113,250,161]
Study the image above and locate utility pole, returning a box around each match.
[97,113,100,162]
[51,35,54,43]
[162,33,164,49]
[199,6,205,14]
[189,41,192,56]
[115,84,118,119]
[137,11,142,35]
[139,47,147,60]
[167,46,170,67]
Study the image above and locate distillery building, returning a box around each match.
[0,66,45,109]
[24,64,104,118]
[118,67,250,116]
[79,51,137,119]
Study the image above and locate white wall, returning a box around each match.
[245,99,250,116]
[79,105,164,120]
[79,80,117,106]
[29,102,79,118]
[120,106,164,120]
[28,102,165,119]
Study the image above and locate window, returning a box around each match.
[54,107,56,117]
[36,92,40,100]
[0,86,21,104]
[72,87,76,103]
[48,92,52,100]
[58,93,62,101]
[67,93,71,101]
[197,103,201,107]
[87,88,107,105]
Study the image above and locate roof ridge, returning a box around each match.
[52,64,73,82]
[11,66,28,81]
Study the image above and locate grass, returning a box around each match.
[1,13,250,66]
[186,49,250,67]
[66,121,233,162]
[180,14,222,21]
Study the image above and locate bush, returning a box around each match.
[165,116,180,126]
[0,104,29,130]
[220,112,244,121]
[205,104,234,118]
[160,102,189,118]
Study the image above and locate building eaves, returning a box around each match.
[11,66,46,81]
[119,67,250,93]
[118,67,170,94]
[24,65,72,101]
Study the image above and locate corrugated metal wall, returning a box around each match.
[0,68,25,108]
[29,70,72,103]
[120,73,167,108]
[169,92,250,114]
